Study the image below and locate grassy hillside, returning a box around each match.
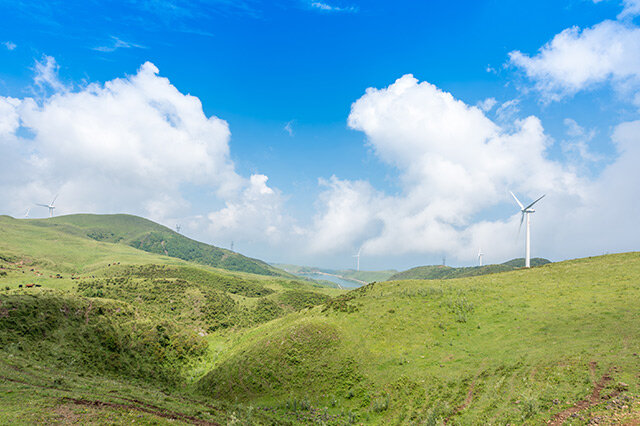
[1,214,287,277]
[198,253,640,424]
[2,212,639,425]
[387,257,550,281]
[0,216,345,424]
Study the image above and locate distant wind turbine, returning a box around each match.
[24,208,31,218]
[353,248,361,271]
[477,248,484,266]
[510,191,545,268]
[36,194,58,218]
[175,224,181,234]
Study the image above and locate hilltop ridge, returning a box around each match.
[0,213,288,277]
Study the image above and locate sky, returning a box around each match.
[1,0,639,270]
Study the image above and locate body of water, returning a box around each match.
[297,273,362,289]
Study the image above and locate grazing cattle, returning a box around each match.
[35,284,41,287]
[25,283,34,288]
[18,284,22,288]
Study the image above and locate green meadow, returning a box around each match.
[1,214,639,424]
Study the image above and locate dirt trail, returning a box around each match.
[0,372,220,426]
[548,362,619,425]
[444,376,478,424]
[63,397,219,426]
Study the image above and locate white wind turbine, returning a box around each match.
[510,191,545,268]
[24,208,31,218]
[353,248,362,271]
[477,248,484,266]
[37,194,58,218]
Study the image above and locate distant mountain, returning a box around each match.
[4,214,289,277]
[387,257,551,281]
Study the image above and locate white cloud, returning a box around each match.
[509,20,640,103]
[618,0,640,19]
[93,36,146,53]
[33,56,67,93]
[0,60,286,252]
[477,97,497,112]
[3,41,16,51]
[310,1,357,12]
[307,74,640,263]
[284,120,294,136]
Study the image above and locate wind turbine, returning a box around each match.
[24,208,31,218]
[510,191,545,268]
[37,194,58,218]
[353,248,362,271]
[175,224,182,234]
[477,248,484,267]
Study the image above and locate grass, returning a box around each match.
[0,214,289,277]
[1,213,639,424]
[196,252,640,424]
[387,257,550,281]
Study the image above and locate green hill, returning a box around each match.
[1,214,639,425]
[2,214,287,277]
[197,252,640,424]
[0,214,344,424]
[387,257,551,281]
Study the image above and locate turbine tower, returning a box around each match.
[510,191,545,268]
[353,248,361,271]
[477,248,484,266]
[37,194,58,218]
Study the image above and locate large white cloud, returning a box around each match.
[509,19,640,103]
[0,59,286,250]
[306,74,638,263]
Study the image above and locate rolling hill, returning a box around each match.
[387,257,551,281]
[0,214,288,277]
[1,214,639,425]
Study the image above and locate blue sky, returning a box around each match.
[1,0,639,270]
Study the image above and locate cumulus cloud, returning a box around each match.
[3,41,16,51]
[0,60,286,252]
[306,74,640,263]
[509,20,640,103]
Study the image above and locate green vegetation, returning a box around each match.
[198,252,640,424]
[387,257,550,281]
[1,214,639,424]
[2,214,288,276]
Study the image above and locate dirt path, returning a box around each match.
[62,397,219,426]
[548,362,619,425]
[443,376,478,424]
[0,373,220,426]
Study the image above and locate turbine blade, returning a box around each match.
[510,191,524,210]
[524,194,545,211]
[36,203,49,207]
[517,211,524,237]
[50,193,59,206]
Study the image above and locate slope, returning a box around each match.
[387,257,550,281]
[5,214,287,277]
[197,252,640,424]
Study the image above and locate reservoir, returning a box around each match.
[297,272,363,288]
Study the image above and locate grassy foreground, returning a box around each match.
[198,253,640,424]
[1,214,639,424]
